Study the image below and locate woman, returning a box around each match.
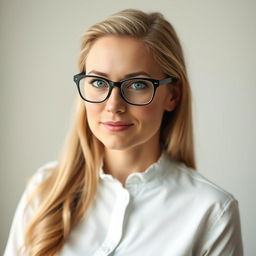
[5,9,243,256]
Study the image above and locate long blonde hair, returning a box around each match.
[24,9,195,255]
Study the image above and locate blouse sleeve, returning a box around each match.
[4,187,32,256]
[4,161,57,256]
[200,199,243,256]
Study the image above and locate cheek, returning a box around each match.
[84,103,101,126]
[134,103,165,127]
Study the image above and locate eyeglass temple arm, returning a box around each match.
[159,77,177,86]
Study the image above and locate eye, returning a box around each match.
[90,79,108,88]
[130,81,148,90]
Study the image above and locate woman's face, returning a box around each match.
[84,36,176,153]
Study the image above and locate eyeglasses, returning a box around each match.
[73,72,177,106]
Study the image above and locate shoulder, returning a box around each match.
[27,160,58,190]
[161,153,236,210]
[161,154,243,253]
[21,160,58,209]
[23,160,58,205]
[18,160,59,219]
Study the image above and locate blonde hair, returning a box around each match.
[24,9,195,255]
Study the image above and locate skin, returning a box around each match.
[84,36,180,185]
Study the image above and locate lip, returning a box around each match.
[101,121,133,132]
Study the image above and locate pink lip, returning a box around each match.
[101,121,133,132]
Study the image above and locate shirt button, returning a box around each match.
[101,245,111,254]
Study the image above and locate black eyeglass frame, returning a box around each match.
[73,72,177,106]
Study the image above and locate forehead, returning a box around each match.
[85,36,164,78]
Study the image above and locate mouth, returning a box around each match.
[100,121,134,132]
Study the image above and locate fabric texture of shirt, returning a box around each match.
[4,152,243,256]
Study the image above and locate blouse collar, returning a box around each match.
[99,151,174,189]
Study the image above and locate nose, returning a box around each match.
[105,87,126,113]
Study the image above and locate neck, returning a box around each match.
[103,144,162,186]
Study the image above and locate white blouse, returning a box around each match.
[4,152,243,256]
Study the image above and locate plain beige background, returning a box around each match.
[1,0,255,254]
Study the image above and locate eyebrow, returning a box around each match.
[87,70,152,79]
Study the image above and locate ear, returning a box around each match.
[165,84,181,111]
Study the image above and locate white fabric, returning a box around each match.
[4,152,243,255]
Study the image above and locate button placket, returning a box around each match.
[93,186,130,256]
